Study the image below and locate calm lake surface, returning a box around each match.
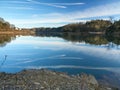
[0,35,120,87]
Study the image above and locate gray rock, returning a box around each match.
[0,69,117,90]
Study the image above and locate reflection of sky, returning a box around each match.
[0,36,120,74]
[8,36,120,62]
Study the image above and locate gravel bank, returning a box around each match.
[0,69,118,90]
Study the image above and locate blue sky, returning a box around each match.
[0,0,120,28]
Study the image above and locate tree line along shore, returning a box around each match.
[0,17,120,36]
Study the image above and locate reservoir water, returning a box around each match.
[0,35,120,87]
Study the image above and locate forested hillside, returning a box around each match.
[33,19,120,38]
[62,20,112,32]
[0,17,15,31]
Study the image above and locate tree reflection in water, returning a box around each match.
[0,35,16,47]
[36,32,120,49]
[0,33,120,49]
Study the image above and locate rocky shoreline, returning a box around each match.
[0,69,118,90]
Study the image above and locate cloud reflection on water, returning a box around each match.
[3,65,120,74]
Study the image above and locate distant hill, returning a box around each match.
[32,19,120,38]
[33,20,112,34]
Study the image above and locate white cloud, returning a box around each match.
[52,3,85,5]
[0,7,34,10]
[0,1,30,4]
[71,1,120,19]
[0,0,84,9]
[26,0,84,8]
[7,1,120,28]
